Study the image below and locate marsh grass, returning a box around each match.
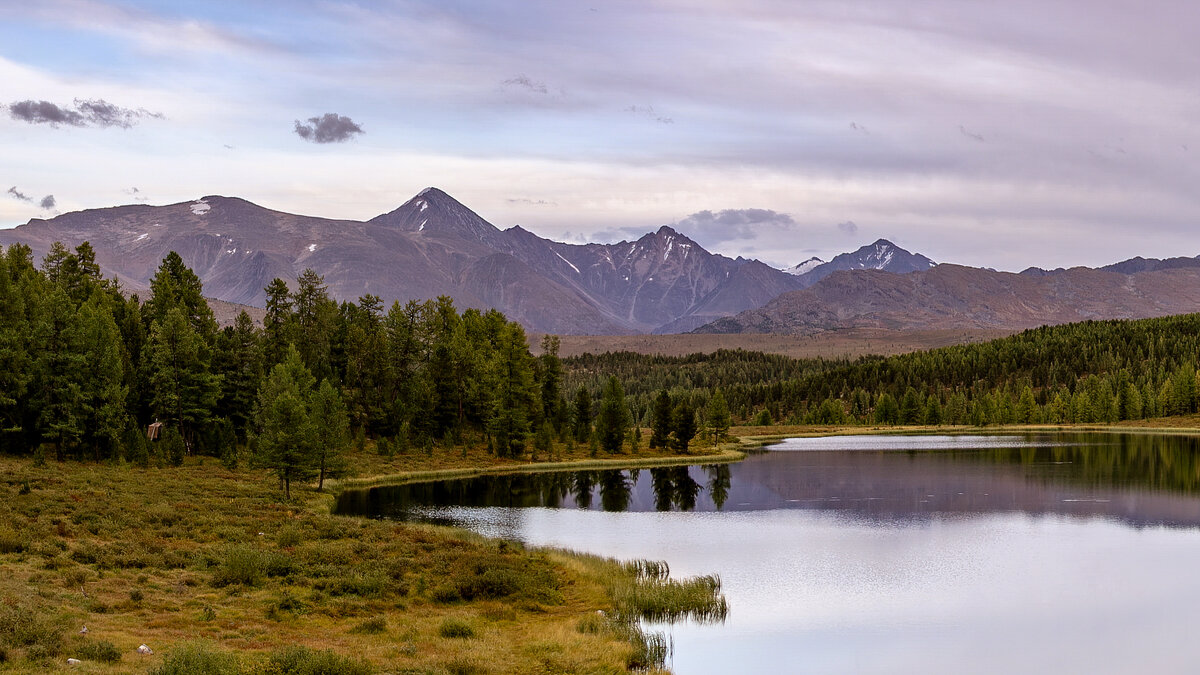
[0,452,703,673]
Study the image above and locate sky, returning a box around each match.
[2,0,1199,271]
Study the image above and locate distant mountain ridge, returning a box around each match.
[696,264,1200,335]
[785,239,937,288]
[0,188,826,334]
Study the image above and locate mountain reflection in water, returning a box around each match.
[335,433,1200,528]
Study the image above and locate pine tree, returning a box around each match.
[148,307,220,448]
[255,346,317,499]
[706,391,731,443]
[595,376,632,454]
[572,386,593,443]
[648,390,673,449]
[672,401,697,452]
[310,379,349,490]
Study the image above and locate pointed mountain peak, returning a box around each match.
[370,187,501,241]
[785,256,825,276]
[834,238,935,272]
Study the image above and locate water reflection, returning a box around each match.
[335,433,1200,528]
[336,464,735,519]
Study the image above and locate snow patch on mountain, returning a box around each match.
[786,256,824,275]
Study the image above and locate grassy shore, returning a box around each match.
[0,439,734,674]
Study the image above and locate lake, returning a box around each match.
[334,433,1200,674]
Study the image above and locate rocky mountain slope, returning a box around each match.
[787,239,937,287]
[0,188,810,334]
[696,264,1200,334]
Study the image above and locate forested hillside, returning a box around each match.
[566,315,1200,427]
[0,242,607,475]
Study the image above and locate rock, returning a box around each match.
[66,658,81,665]
[137,644,154,655]
[79,625,87,634]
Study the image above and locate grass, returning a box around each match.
[0,439,727,674]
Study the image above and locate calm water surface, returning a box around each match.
[335,433,1200,674]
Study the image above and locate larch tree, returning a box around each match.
[255,346,317,499]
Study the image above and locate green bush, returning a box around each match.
[149,642,241,675]
[263,645,372,675]
[211,546,266,587]
[0,525,29,554]
[75,639,121,663]
[438,618,475,639]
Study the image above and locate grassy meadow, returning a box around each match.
[0,436,736,675]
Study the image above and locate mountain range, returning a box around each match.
[0,189,912,334]
[4,187,1199,337]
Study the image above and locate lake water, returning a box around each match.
[335,433,1200,674]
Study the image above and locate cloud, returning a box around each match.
[125,187,148,202]
[74,98,164,128]
[502,75,548,94]
[959,125,985,142]
[4,98,163,128]
[672,208,796,246]
[6,100,85,127]
[7,186,31,201]
[626,105,674,124]
[507,197,557,206]
[837,220,859,235]
[293,113,364,144]
[39,195,56,209]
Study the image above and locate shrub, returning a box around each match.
[148,642,241,675]
[438,618,475,639]
[0,525,29,554]
[276,526,303,549]
[211,546,266,587]
[75,639,121,663]
[349,616,387,635]
[263,645,372,675]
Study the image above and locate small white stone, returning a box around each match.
[137,644,154,655]
[79,625,88,634]
[67,658,82,665]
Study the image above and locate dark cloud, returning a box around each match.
[959,125,985,142]
[293,113,364,143]
[74,98,164,128]
[125,187,148,202]
[4,98,162,128]
[673,208,796,246]
[7,186,31,202]
[849,122,869,135]
[39,195,56,209]
[6,100,85,127]
[502,75,548,94]
[837,220,859,236]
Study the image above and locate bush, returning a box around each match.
[211,546,266,587]
[149,642,241,675]
[264,645,372,675]
[349,617,387,635]
[75,639,121,663]
[162,428,186,467]
[0,525,29,554]
[438,618,475,639]
[276,526,303,549]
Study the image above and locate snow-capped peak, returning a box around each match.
[786,256,825,275]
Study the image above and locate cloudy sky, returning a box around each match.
[2,0,1199,270]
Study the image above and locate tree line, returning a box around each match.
[0,243,665,492]
[564,314,1200,427]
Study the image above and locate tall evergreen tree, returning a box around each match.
[255,346,317,499]
[595,376,632,454]
[648,390,673,449]
[671,401,697,452]
[572,386,593,444]
[310,379,349,490]
[148,307,220,448]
